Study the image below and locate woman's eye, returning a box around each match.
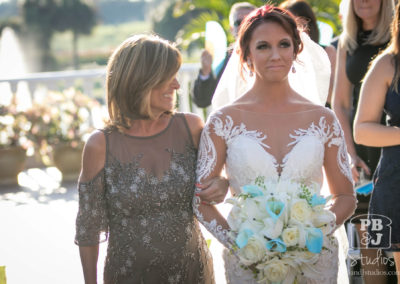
[256,43,269,50]
[280,41,291,48]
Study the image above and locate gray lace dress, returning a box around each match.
[75,113,214,284]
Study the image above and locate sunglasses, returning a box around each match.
[233,19,243,28]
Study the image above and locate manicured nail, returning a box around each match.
[195,183,202,187]
[195,193,200,196]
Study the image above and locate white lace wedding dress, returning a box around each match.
[194,105,356,284]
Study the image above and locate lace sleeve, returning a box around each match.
[324,113,357,226]
[75,170,109,246]
[194,111,233,248]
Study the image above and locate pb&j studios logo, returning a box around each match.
[349,214,392,249]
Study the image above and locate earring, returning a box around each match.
[247,59,253,77]
[291,65,296,73]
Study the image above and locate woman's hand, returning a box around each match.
[350,155,371,183]
[195,176,229,205]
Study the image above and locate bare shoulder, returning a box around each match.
[325,45,336,60]
[182,112,204,131]
[80,130,106,183]
[182,112,204,148]
[84,130,106,155]
[370,52,395,76]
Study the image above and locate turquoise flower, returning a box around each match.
[242,185,264,197]
[236,228,254,249]
[266,238,287,253]
[266,199,285,221]
[306,228,323,253]
[310,194,326,207]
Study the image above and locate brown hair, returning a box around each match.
[279,0,319,44]
[237,5,303,77]
[106,34,182,128]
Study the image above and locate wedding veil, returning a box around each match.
[211,32,331,109]
[210,31,351,284]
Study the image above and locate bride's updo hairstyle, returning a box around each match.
[237,5,303,76]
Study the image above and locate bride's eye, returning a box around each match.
[280,40,291,48]
[256,43,269,50]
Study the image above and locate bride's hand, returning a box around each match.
[195,176,229,205]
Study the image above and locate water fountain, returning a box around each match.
[0,26,30,107]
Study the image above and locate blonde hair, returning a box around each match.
[386,1,400,91]
[106,34,182,128]
[340,0,394,54]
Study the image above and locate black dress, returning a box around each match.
[368,76,400,252]
[346,30,388,215]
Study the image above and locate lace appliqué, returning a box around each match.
[196,112,267,182]
[195,112,267,248]
[288,116,353,184]
[327,118,354,184]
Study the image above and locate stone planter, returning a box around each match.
[52,143,84,181]
[0,146,26,185]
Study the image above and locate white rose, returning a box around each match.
[238,235,266,266]
[312,210,336,235]
[290,199,312,223]
[260,258,289,283]
[243,198,268,220]
[282,227,299,247]
[260,217,284,239]
[227,205,244,231]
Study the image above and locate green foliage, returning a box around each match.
[307,0,342,35]
[53,0,96,35]
[52,21,151,69]
[167,0,341,51]
[21,0,97,71]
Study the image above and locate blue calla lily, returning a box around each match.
[266,238,287,253]
[236,228,254,249]
[266,199,285,221]
[306,228,323,253]
[242,185,264,197]
[310,194,327,207]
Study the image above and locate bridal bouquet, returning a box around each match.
[226,177,336,284]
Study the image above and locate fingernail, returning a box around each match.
[195,193,200,196]
[195,183,201,187]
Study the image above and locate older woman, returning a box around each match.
[75,34,227,284]
[332,1,394,282]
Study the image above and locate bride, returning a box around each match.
[194,5,357,283]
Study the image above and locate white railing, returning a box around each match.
[0,63,208,120]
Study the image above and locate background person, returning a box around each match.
[192,2,256,108]
[354,1,400,280]
[332,0,394,283]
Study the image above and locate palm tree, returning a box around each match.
[53,0,97,70]
[167,0,341,50]
[22,0,59,71]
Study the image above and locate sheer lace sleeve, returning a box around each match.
[194,111,233,248]
[324,111,357,226]
[75,171,109,246]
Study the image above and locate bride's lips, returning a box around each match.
[267,65,285,70]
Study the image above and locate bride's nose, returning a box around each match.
[270,46,281,60]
